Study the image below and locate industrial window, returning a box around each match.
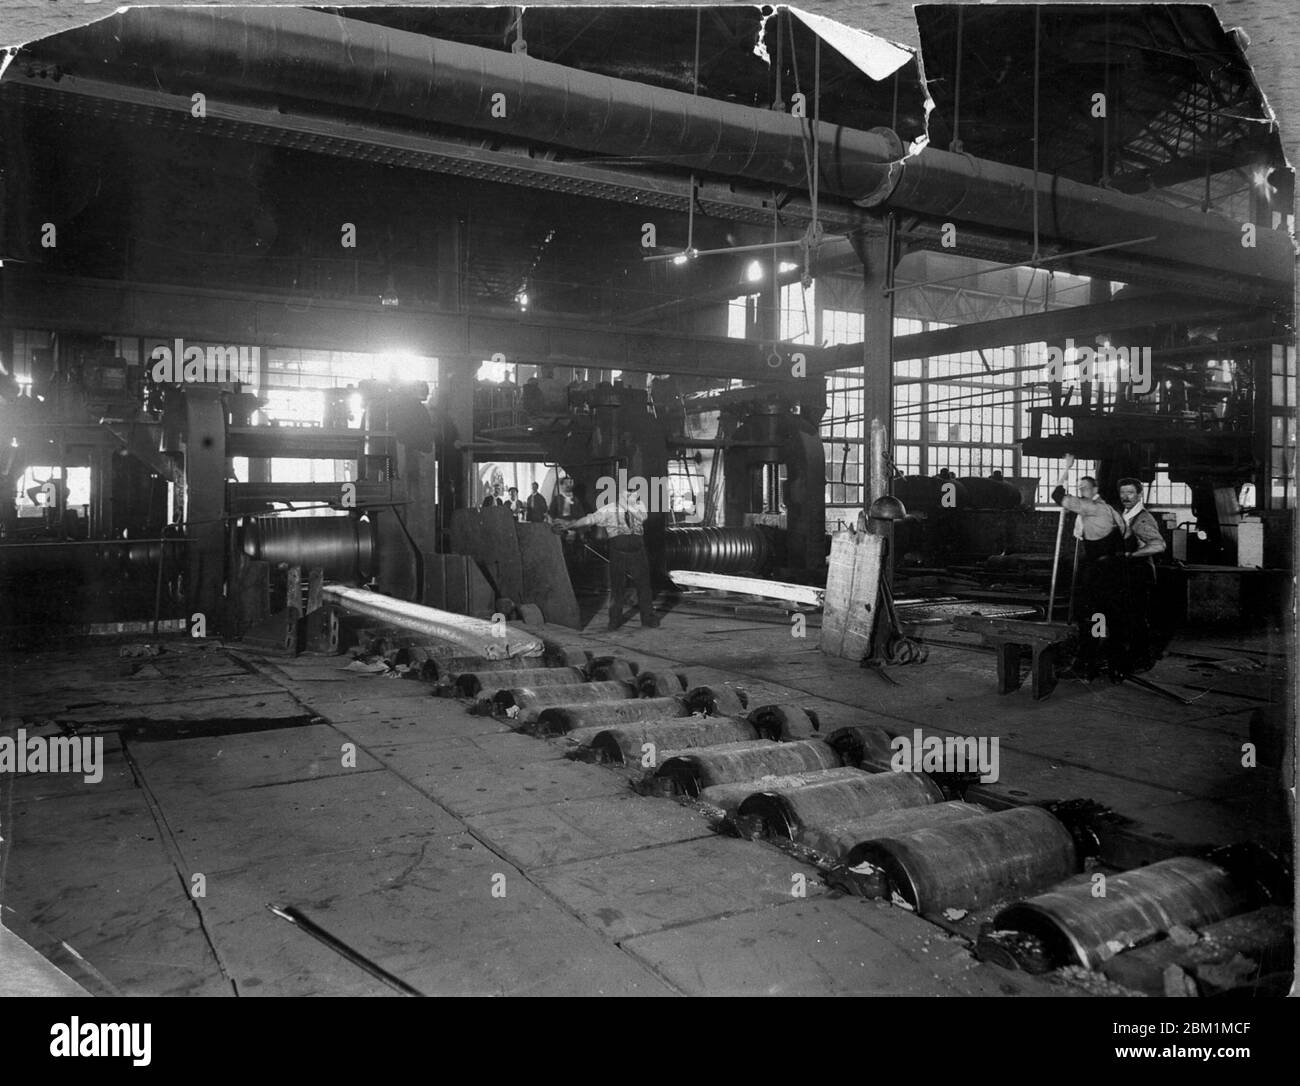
[1142,470,1193,511]
[915,324,1021,478]
[1269,343,1297,509]
[820,308,866,532]
[13,466,92,514]
[1020,454,1097,504]
[779,281,816,345]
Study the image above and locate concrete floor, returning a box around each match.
[0,608,1286,996]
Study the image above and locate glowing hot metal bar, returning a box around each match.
[320,585,544,660]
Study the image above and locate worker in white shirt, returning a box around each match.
[552,493,659,630]
[1070,476,1113,539]
[1052,460,1129,680]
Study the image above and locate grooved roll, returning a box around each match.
[240,514,375,580]
[852,806,1079,914]
[993,855,1255,970]
[663,526,773,575]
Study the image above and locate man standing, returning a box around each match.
[1053,461,1128,679]
[504,486,526,520]
[1118,477,1167,672]
[552,492,659,630]
[1071,476,1108,540]
[525,481,549,523]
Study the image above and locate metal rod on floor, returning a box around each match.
[267,904,424,996]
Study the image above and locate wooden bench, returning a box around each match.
[951,616,1077,700]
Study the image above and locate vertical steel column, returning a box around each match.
[859,233,896,503]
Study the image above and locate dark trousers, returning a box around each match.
[608,536,654,625]
[1124,559,1157,664]
[1077,558,1126,674]
[1076,530,1126,675]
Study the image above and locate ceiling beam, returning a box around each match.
[0,270,840,382]
[890,292,1262,361]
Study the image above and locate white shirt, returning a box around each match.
[572,499,647,537]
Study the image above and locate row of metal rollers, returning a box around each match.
[416,650,1279,985]
[337,622,1289,990]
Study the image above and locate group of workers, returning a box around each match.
[479,481,550,522]
[1052,457,1167,680]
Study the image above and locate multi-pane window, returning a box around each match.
[780,281,816,345]
[1142,471,1193,511]
[1269,343,1297,509]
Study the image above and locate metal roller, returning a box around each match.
[537,697,690,735]
[564,715,704,750]
[583,716,759,766]
[493,681,634,722]
[0,539,185,575]
[824,724,898,770]
[634,670,688,697]
[812,801,989,862]
[655,738,843,797]
[684,685,748,716]
[735,770,943,841]
[748,704,821,742]
[426,654,536,681]
[242,514,375,580]
[701,765,873,818]
[851,806,1079,914]
[663,526,772,575]
[456,666,586,698]
[992,855,1255,970]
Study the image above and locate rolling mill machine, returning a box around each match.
[2,339,833,647]
[504,375,828,590]
[0,343,445,646]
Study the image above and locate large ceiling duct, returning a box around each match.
[23,5,906,203]
[868,147,1294,300]
[16,5,1293,299]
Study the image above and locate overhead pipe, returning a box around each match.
[32,6,905,201]
[29,7,1291,294]
[867,147,1293,296]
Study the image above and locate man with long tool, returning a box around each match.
[551,489,659,631]
[1051,457,1129,680]
[1067,475,1106,618]
[1117,477,1167,672]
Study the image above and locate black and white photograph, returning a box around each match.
[0,0,1295,1047]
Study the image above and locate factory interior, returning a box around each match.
[0,2,1296,1001]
